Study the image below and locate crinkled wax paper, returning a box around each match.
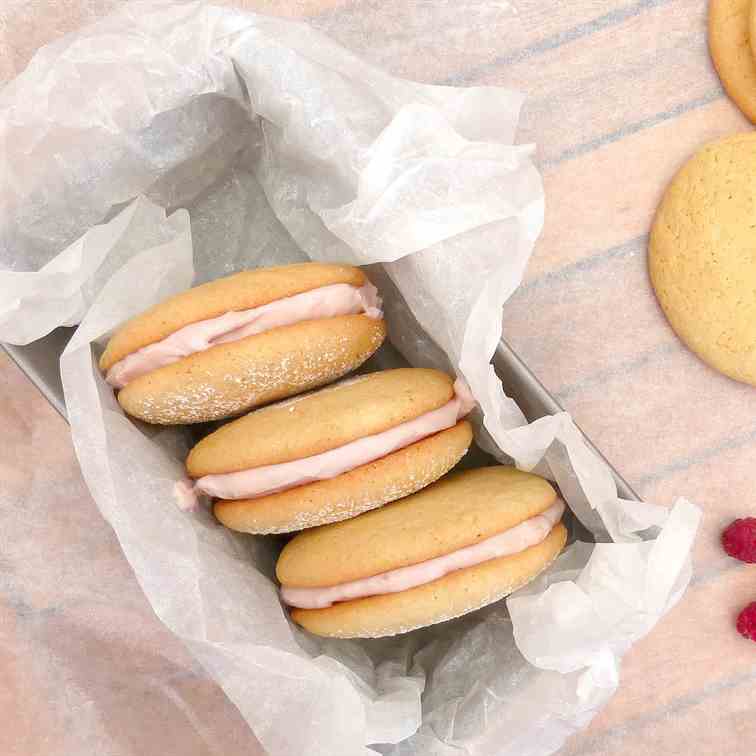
[0,2,701,755]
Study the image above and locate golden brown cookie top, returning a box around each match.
[276,466,558,588]
[100,263,366,370]
[186,368,455,475]
[649,133,756,385]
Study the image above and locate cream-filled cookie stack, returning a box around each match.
[102,262,569,638]
[100,262,385,424]
[277,467,567,638]
[187,368,475,533]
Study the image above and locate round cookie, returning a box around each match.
[709,0,756,124]
[277,467,567,638]
[649,133,756,385]
[101,262,386,424]
[187,368,475,533]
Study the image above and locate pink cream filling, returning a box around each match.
[193,379,476,501]
[105,282,382,389]
[280,499,565,609]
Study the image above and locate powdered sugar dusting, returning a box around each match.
[123,326,384,424]
[236,372,373,417]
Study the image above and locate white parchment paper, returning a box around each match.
[0,2,701,754]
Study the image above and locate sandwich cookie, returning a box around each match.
[277,466,567,638]
[100,263,386,424]
[187,368,475,533]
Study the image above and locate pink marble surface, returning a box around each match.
[2,1,756,754]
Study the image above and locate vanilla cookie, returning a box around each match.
[100,263,386,424]
[187,368,475,533]
[277,466,567,638]
[649,133,756,384]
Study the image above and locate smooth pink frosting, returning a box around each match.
[105,282,382,389]
[280,499,565,609]
[194,379,476,500]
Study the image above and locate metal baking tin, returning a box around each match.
[2,329,639,502]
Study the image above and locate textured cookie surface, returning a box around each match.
[709,0,756,124]
[750,0,756,61]
[187,368,455,475]
[291,523,567,638]
[649,133,756,385]
[277,466,557,587]
[100,263,366,370]
[117,314,386,424]
[213,421,473,534]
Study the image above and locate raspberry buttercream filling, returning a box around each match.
[280,499,565,609]
[105,282,382,389]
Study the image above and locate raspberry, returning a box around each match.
[722,518,756,563]
[737,603,756,641]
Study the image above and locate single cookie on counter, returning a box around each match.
[187,368,475,533]
[99,263,386,424]
[709,0,756,123]
[277,466,567,638]
[649,133,756,385]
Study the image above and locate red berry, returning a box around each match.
[722,518,756,563]
[737,603,756,641]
